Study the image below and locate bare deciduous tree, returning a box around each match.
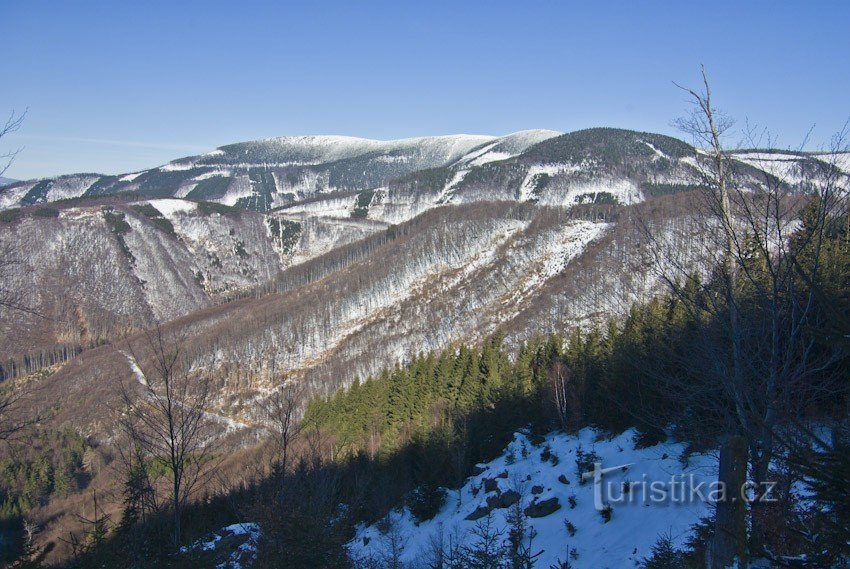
[0,108,25,178]
[259,379,305,491]
[640,66,849,566]
[119,326,218,548]
[0,110,41,444]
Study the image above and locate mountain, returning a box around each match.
[2,128,848,564]
[4,129,848,393]
[0,131,557,212]
[0,176,16,187]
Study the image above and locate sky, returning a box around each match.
[2,0,849,180]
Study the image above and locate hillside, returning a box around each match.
[349,428,717,568]
[1,127,848,567]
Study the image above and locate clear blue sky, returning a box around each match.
[2,0,849,180]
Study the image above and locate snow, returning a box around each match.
[436,169,471,204]
[731,152,814,186]
[641,140,669,160]
[146,198,198,217]
[181,522,260,569]
[467,150,513,167]
[228,134,496,167]
[349,428,717,569]
[732,151,850,187]
[0,183,34,209]
[815,151,850,172]
[453,130,561,169]
[193,169,233,181]
[159,162,196,172]
[119,172,143,182]
[494,221,611,321]
[518,165,579,202]
[122,351,149,387]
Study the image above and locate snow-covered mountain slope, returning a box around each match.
[0,132,558,212]
[731,150,850,188]
[0,197,384,368]
[291,128,708,225]
[349,428,717,569]
[4,128,829,444]
[3,129,836,221]
[20,192,714,445]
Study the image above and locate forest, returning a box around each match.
[12,186,843,568]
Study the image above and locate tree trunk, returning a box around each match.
[708,434,748,569]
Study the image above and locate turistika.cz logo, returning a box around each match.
[581,462,777,511]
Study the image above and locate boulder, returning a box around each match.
[465,505,491,521]
[525,497,561,518]
[499,490,521,508]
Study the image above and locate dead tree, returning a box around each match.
[638,66,849,566]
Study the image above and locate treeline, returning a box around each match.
[0,345,82,382]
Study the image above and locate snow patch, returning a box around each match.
[181,522,260,569]
[147,198,198,218]
[349,428,717,569]
[119,172,143,182]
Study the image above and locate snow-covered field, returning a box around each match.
[349,428,717,568]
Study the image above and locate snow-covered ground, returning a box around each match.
[146,198,198,217]
[181,522,261,569]
[349,428,717,568]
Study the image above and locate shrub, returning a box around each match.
[575,446,601,482]
[351,189,374,219]
[102,209,130,235]
[407,484,446,523]
[641,533,685,569]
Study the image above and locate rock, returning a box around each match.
[525,497,561,518]
[531,485,544,495]
[486,494,502,509]
[362,537,370,546]
[496,470,508,479]
[557,474,570,485]
[483,478,499,493]
[465,505,491,521]
[499,490,521,508]
[471,465,487,476]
